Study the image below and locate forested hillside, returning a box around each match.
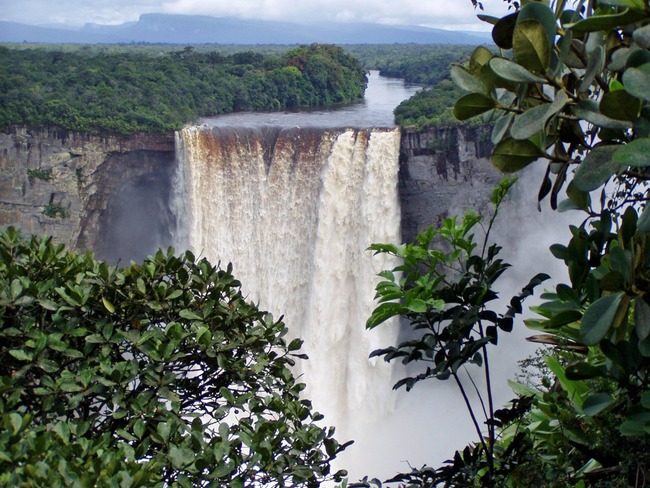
[0,44,366,134]
[346,45,477,128]
[346,44,475,85]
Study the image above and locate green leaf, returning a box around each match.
[10,279,22,299]
[450,64,486,93]
[580,292,624,345]
[406,299,427,313]
[600,90,643,121]
[489,57,546,83]
[366,302,404,329]
[491,138,544,172]
[566,181,590,211]
[211,460,236,478]
[9,413,23,434]
[568,8,643,33]
[635,298,650,341]
[9,349,32,361]
[453,92,496,121]
[179,309,202,321]
[638,202,650,232]
[582,393,615,415]
[545,355,589,408]
[166,289,183,300]
[513,19,551,74]
[102,296,115,314]
[469,46,494,74]
[477,14,500,25]
[601,0,645,8]
[579,45,605,93]
[59,381,83,392]
[511,104,551,140]
[565,361,602,380]
[38,298,59,311]
[573,100,632,129]
[633,23,650,49]
[613,139,650,168]
[511,91,568,141]
[133,419,146,439]
[517,2,557,44]
[491,12,518,50]
[623,65,650,102]
[37,358,59,373]
[573,145,621,192]
[85,334,105,344]
[54,422,70,444]
[491,113,514,144]
[196,326,211,345]
[508,379,539,397]
[620,420,649,436]
[157,422,171,442]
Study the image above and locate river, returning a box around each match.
[200,70,421,128]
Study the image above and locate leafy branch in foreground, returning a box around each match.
[363,178,548,486]
[0,227,349,487]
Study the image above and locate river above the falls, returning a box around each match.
[200,70,422,128]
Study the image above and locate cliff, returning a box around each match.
[0,124,501,261]
[399,125,501,242]
[0,126,176,263]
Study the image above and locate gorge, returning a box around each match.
[0,73,506,479]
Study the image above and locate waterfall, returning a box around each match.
[174,125,402,463]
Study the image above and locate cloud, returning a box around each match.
[2,0,510,29]
[161,0,508,28]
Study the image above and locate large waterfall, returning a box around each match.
[174,125,405,472]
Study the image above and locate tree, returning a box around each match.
[0,227,349,487]
[363,0,650,486]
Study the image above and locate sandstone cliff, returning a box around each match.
[399,125,501,242]
[0,126,176,263]
[0,124,502,261]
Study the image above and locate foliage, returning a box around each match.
[345,45,476,86]
[452,0,650,439]
[43,203,67,219]
[349,45,476,129]
[394,80,467,128]
[363,0,650,486]
[0,44,366,134]
[27,168,52,182]
[0,227,349,487]
[365,178,550,486]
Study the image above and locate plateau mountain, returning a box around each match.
[0,13,490,44]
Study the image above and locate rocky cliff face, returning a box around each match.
[0,124,501,261]
[399,125,501,242]
[0,126,176,263]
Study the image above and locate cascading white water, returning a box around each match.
[175,125,402,466]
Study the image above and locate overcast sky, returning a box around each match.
[0,0,511,31]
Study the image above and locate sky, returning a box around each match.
[0,0,511,31]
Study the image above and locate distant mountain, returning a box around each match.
[0,13,490,45]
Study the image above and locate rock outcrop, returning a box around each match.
[399,124,501,242]
[0,124,503,261]
[0,126,176,263]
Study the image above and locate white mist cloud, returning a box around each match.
[2,0,510,30]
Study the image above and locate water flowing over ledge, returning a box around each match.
[174,125,402,444]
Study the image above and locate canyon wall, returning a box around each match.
[399,124,500,242]
[0,126,176,263]
[0,124,500,257]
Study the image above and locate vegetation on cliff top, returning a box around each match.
[0,44,366,134]
[366,45,474,129]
